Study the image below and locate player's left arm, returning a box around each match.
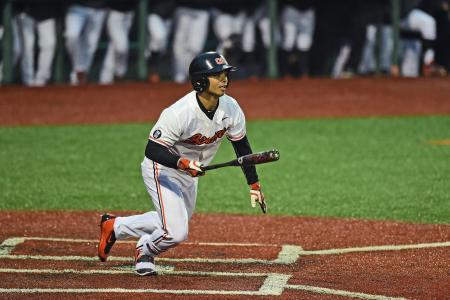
[230,136,266,213]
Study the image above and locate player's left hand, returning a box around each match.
[250,182,266,214]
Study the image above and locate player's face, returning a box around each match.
[207,71,229,97]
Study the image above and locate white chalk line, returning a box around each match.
[298,241,450,256]
[0,268,271,278]
[9,237,276,247]
[0,288,275,296]
[286,284,406,300]
[0,237,301,265]
[0,272,291,296]
[0,270,404,299]
[1,237,448,299]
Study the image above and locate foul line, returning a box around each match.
[0,272,291,296]
[286,284,406,300]
[298,241,450,256]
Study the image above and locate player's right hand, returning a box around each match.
[177,159,205,177]
[250,182,266,214]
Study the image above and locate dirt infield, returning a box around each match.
[1,77,450,126]
[0,211,449,299]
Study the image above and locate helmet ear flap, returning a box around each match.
[191,75,209,92]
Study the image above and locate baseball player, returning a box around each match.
[16,0,59,86]
[65,0,107,85]
[146,0,175,82]
[99,1,136,84]
[171,1,211,83]
[98,51,266,276]
[279,0,315,77]
[399,0,446,77]
[0,1,24,85]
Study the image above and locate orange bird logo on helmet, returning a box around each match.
[215,57,225,65]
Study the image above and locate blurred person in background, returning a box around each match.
[420,0,450,74]
[0,1,5,84]
[333,0,389,78]
[210,0,246,55]
[232,1,281,79]
[209,0,256,79]
[309,0,352,77]
[278,0,315,78]
[65,0,107,85]
[1,1,23,84]
[357,0,393,76]
[399,0,446,76]
[16,0,60,86]
[99,0,136,84]
[171,0,211,83]
[146,0,176,83]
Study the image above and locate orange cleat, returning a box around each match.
[97,213,116,262]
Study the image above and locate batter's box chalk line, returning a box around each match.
[0,237,302,265]
[1,237,449,299]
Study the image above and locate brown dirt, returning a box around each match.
[1,78,450,126]
[0,211,449,299]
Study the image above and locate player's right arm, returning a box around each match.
[145,108,204,177]
[145,141,204,177]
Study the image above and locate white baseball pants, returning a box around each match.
[17,13,56,86]
[113,158,197,256]
[147,13,172,56]
[172,7,209,83]
[99,9,134,84]
[64,5,106,76]
[280,6,315,51]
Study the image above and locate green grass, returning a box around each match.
[1,116,449,224]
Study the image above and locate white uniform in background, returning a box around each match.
[280,5,315,53]
[358,24,393,75]
[65,2,107,84]
[17,13,56,86]
[400,9,436,77]
[211,6,248,54]
[113,90,246,257]
[172,7,210,83]
[146,0,175,57]
[99,6,135,84]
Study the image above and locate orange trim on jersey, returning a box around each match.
[149,137,170,148]
[153,162,167,231]
[227,132,246,141]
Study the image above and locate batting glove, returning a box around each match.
[250,182,266,214]
[177,158,205,177]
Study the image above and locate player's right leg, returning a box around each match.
[97,213,117,262]
[97,211,162,262]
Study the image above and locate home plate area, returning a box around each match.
[0,237,449,299]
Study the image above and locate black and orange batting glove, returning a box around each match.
[177,158,205,177]
[250,182,266,214]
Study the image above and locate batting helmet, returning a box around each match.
[189,52,236,92]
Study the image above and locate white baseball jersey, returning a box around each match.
[147,90,246,172]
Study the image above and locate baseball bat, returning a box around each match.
[202,149,280,171]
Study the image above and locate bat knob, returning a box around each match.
[270,149,280,160]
